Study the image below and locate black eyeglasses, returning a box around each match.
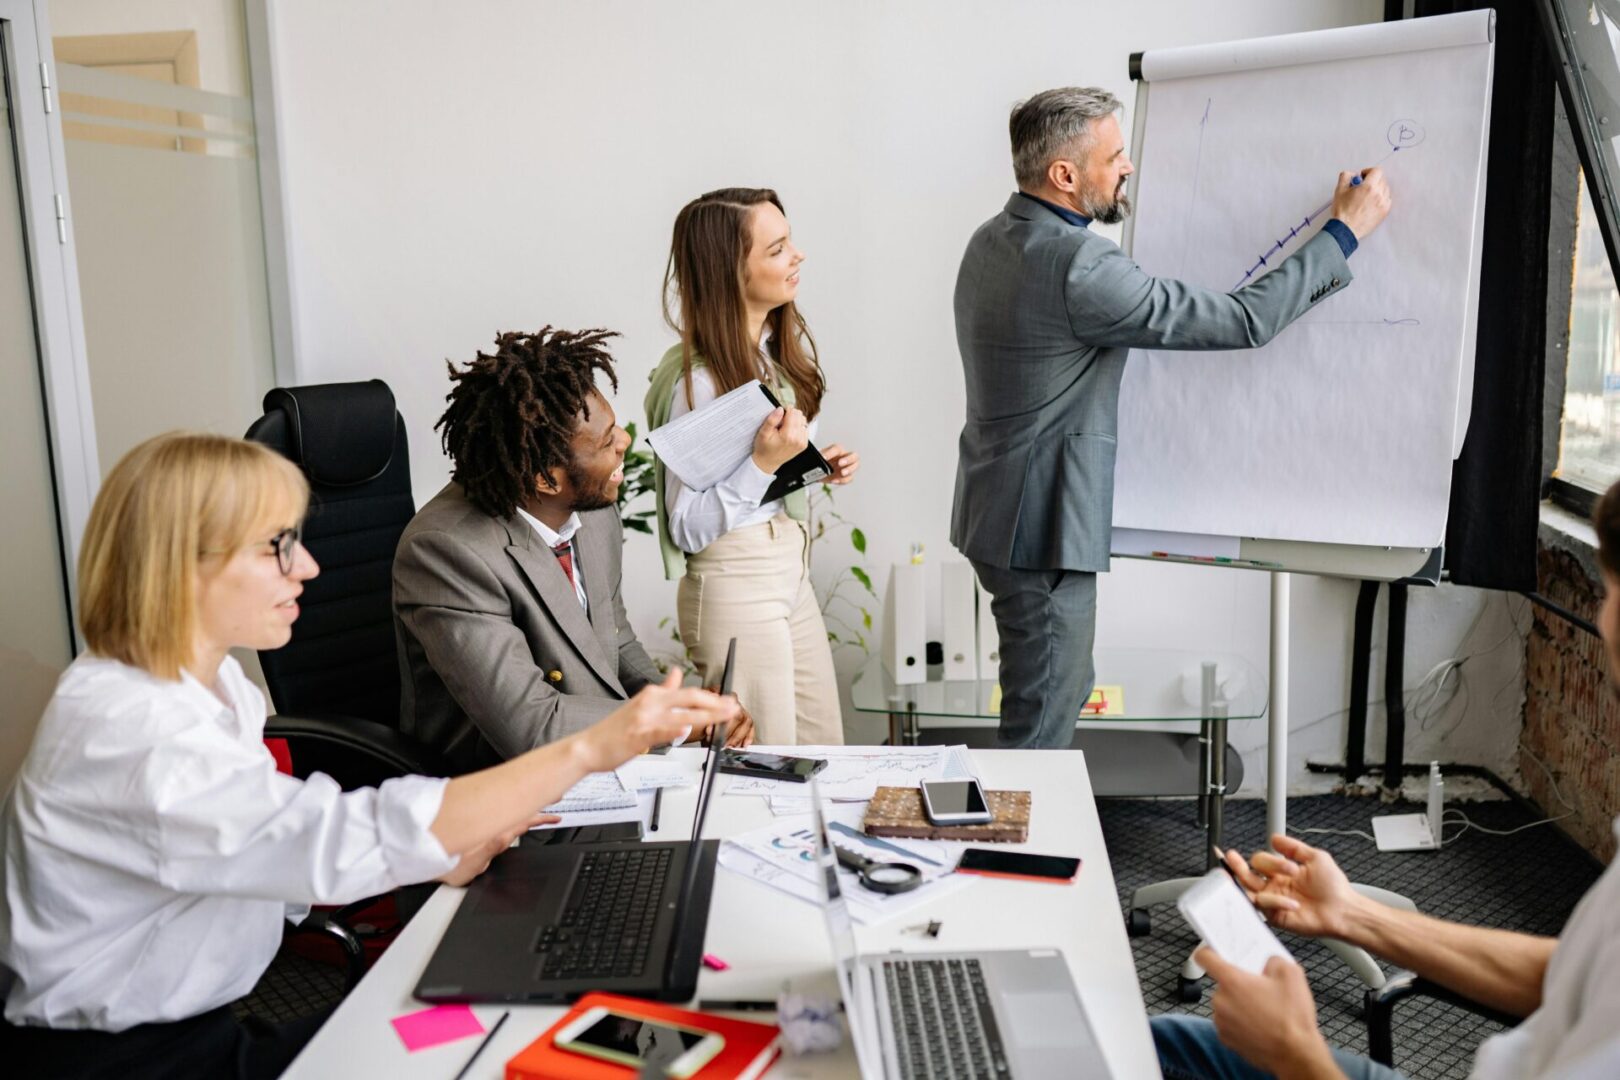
[268,525,302,575]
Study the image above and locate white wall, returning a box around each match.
[266,0,1526,793]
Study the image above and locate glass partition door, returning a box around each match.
[0,2,74,773]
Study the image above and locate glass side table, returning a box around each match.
[849,647,1266,819]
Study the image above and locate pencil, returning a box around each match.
[651,787,663,832]
[452,1010,508,1080]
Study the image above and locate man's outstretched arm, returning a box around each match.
[1228,834,1555,1018]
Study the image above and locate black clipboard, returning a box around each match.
[757,384,832,504]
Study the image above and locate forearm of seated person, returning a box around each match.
[1343,898,1556,1017]
[430,735,595,856]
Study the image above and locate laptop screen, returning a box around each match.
[809,780,882,1076]
[658,639,734,986]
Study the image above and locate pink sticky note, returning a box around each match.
[390,1003,485,1052]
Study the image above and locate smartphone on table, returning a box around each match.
[552,1005,725,1077]
[956,847,1082,883]
[919,777,993,825]
[718,749,827,782]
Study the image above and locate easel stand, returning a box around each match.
[1127,572,1416,1001]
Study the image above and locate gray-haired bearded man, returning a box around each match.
[950,85,1392,748]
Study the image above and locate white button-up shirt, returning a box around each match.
[0,654,455,1031]
[1469,817,1620,1079]
[663,365,820,553]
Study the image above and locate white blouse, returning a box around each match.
[0,654,455,1031]
[664,365,820,554]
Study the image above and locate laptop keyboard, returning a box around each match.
[532,847,672,981]
[884,957,1011,1079]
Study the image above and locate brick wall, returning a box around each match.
[1523,526,1619,862]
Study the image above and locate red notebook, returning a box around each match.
[506,992,781,1080]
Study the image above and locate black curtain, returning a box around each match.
[1410,0,1554,591]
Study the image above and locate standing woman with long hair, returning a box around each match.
[646,188,859,746]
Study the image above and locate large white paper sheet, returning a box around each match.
[643,378,772,491]
[721,744,976,802]
[718,806,968,924]
[1115,18,1493,548]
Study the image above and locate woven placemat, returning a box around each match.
[862,785,1030,842]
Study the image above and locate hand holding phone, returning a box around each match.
[1176,866,1293,975]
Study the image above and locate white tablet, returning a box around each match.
[1176,866,1293,975]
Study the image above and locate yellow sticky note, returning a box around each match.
[987,684,1122,715]
[1082,685,1125,717]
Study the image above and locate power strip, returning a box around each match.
[1371,762,1443,852]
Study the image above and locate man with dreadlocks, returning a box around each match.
[393,326,753,773]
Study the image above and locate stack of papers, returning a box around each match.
[531,771,650,831]
[614,757,696,791]
[542,772,636,813]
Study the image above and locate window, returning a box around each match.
[1557,173,1620,496]
[1541,0,1620,509]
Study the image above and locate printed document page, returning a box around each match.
[645,379,772,491]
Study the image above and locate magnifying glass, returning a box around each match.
[834,843,925,895]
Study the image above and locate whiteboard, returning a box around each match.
[1112,11,1494,553]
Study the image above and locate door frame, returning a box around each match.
[0,0,96,647]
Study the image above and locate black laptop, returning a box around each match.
[414,643,732,1004]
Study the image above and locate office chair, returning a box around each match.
[245,379,447,785]
[1364,972,1520,1069]
[246,380,446,986]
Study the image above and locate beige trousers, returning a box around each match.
[677,514,844,746]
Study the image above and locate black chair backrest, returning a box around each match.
[245,380,414,728]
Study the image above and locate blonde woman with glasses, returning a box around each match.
[0,432,736,1080]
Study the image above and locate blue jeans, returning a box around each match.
[1152,1016,1407,1080]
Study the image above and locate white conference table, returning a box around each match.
[285,749,1160,1079]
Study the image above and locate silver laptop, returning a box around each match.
[809,785,1111,1079]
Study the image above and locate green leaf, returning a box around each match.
[851,566,873,593]
[828,631,841,644]
[851,527,866,554]
[863,610,872,630]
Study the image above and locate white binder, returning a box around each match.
[975,572,1000,678]
[940,561,978,680]
[882,561,927,685]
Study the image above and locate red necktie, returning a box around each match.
[553,539,575,589]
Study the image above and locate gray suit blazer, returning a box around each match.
[393,483,663,773]
[951,193,1353,574]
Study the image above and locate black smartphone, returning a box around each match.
[956,847,1081,883]
[717,749,828,783]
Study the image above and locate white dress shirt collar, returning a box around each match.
[515,507,587,611]
[515,507,582,548]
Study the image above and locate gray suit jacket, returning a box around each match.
[393,483,663,773]
[951,193,1353,574]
